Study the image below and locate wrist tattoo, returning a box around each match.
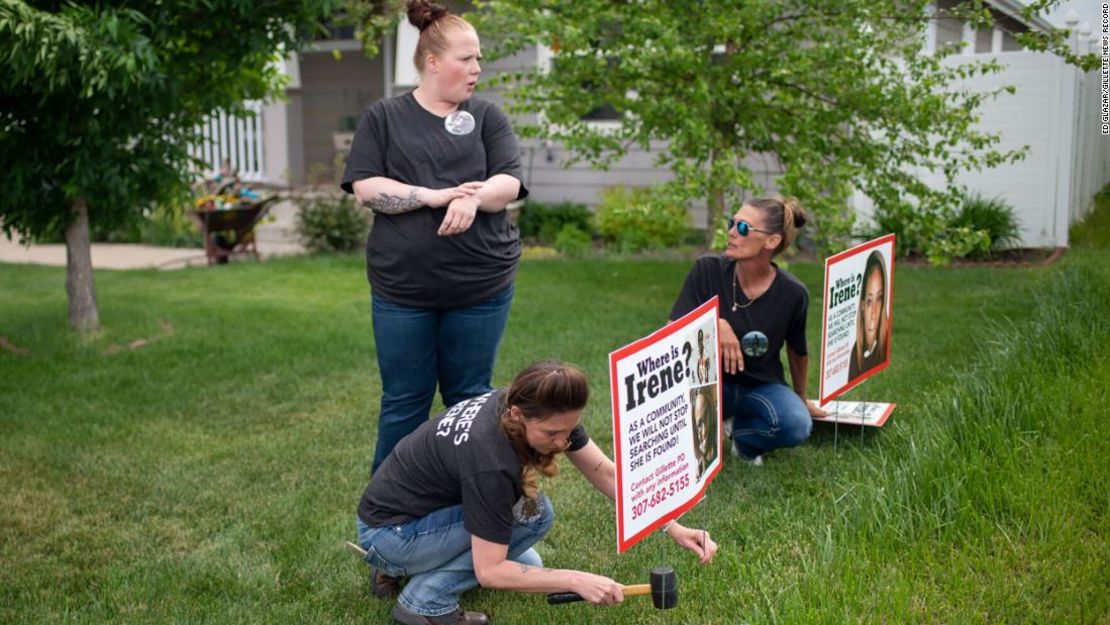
[363,187,422,214]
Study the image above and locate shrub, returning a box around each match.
[869,196,992,265]
[870,201,940,258]
[553,224,592,256]
[924,226,990,266]
[39,201,203,247]
[138,203,204,248]
[950,193,1021,256]
[521,245,559,260]
[293,191,370,254]
[594,185,689,252]
[517,201,594,244]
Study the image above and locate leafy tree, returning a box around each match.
[464,0,1095,252]
[0,0,338,332]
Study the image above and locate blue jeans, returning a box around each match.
[724,382,812,459]
[370,284,514,473]
[355,494,555,617]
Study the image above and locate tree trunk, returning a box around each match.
[65,197,100,333]
[705,149,726,247]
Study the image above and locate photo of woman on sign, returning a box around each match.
[690,384,719,481]
[848,250,890,382]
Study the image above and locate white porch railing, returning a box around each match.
[190,101,266,183]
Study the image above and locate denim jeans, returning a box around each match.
[724,381,812,459]
[355,494,555,617]
[370,284,514,473]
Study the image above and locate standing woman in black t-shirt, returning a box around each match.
[341,0,528,473]
[670,197,828,465]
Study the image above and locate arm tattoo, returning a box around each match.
[593,460,604,473]
[517,563,554,574]
[362,186,422,214]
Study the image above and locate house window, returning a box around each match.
[934,0,966,50]
[930,0,1028,54]
[581,101,621,122]
[996,13,1026,52]
[317,21,356,41]
[974,28,992,53]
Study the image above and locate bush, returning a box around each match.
[553,224,592,256]
[39,201,203,247]
[870,201,940,258]
[594,185,689,252]
[137,203,204,248]
[950,193,1021,256]
[870,196,991,265]
[520,245,559,260]
[293,191,370,253]
[517,201,594,244]
[924,226,990,266]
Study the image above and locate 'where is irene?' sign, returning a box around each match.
[819,234,896,404]
[610,298,722,553]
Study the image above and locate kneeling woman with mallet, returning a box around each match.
[354,360,718,625]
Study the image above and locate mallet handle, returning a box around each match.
[546,584,651,604]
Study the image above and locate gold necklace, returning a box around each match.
[731,266,768,312]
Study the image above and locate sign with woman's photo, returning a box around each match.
[609,298,722,553]
[819,234,896,405]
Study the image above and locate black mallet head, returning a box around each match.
[650,565,678,609]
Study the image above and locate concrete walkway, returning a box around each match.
[0,199,305,271]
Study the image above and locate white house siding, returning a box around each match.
[942,51,1067,248]
[1070,39,1110,226]
[475,48,783,226]
[515,139,786,229]
[853,37,1107,248]
[476,6,1106,247]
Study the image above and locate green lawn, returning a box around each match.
[1,247,1106,624]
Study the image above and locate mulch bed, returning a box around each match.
[900,247,1065,269]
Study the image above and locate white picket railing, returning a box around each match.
[190,101,266,183]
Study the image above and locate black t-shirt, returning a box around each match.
[670,255,809,387]
[340,92,528,309]
[357,389,590,545]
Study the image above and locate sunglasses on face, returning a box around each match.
[727,218,776,237]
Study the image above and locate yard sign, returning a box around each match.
[819,234,896,408]
[610,298,722,553]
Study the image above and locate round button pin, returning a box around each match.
[740,330,769,358]
[444,110,475,135]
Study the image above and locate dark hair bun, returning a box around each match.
[783,197,808,228]
[407,0,449,31]
[793,208,807,229]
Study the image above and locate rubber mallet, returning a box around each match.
[546,565,678,609]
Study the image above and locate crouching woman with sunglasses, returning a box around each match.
[356,360,717,625]
[670,197,827,466]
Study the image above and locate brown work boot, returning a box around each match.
[391,602,489,625]
[370,568,402,598]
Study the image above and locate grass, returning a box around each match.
[1069,185,1110,248]
[1,245,1107,624]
